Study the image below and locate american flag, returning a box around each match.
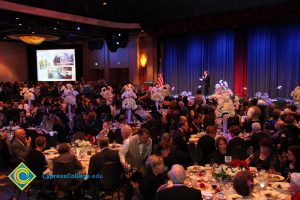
[157,73,164,87]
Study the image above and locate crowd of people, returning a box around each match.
[0,80,300,200]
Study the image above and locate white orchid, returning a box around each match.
[61,84,78,105]
[101,85,114,99]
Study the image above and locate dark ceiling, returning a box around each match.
[0,0,298,44]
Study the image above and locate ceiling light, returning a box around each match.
[7,34,60,45]
[77,26,80,30]
[103,2,107,5]
[116,41,119,45]
[32,32,35,34]
[118,33,121,36]
[53,27,57,30]
[18,23,22,26]
[3,37,7,40]
[15,17,19,20]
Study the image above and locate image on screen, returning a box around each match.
[36,49,76,81]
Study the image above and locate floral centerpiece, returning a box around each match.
[20,87,35,110]
[180,91,193,98]
[255,92,273,106]
[209,80,235,134]
[149,84,170,110]
[213,160,249,181]
[100,85,114,104]
[61,84,79,117]
[291,86,300,101]
[74,139,92,147]
[209,80,235,118]
[121,83,137,123]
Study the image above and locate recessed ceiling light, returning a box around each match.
[54,27,57,30]
[77,26,80,30]
[15,17,19,20]
[3,37,7,40]
[118,33,121,36]
[18,23,22,26]
[116,41,119,45]
[103,2,107,5]
[32,31,35,34]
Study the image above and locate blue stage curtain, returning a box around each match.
[247,23,300,98]
[163,30,234,95]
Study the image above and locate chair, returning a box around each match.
[53,161,83,200]
[96,161,123,200]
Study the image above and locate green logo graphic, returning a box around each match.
[9,162,36,191]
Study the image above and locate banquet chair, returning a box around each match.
[96,161,123,200]
[53,161,83,200]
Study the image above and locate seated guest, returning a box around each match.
[88,137,121,198]
[247,122,270,153]
[14,109,31,128]
[53,143,83,172]
[120,124,133,142]
[27,136,47,179]
[233,171,254,198]
[155,164,202,200]
[0,131,10,169]
[228,125,247,160]
[248,138,279,172]
[196,125,216,165]
[11,128,32,161]
[39,113,53,131]
[210,136,229,166]
[139,155,168,200]
[281,145,300,177]
[290,173,300,200]
[172,122,190,152]
[97,121,110,138]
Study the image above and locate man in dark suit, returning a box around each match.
[53,143,83,172]
[196,125,216,165]
[228,125,247,160]
[11,128,32,161]
[88,137,122,198]
[201,70,210,96]
[88,136,121,176]
[155,164,202,200]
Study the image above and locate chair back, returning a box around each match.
[98,161,123,190]
[230,145,248,160]
[53,161,76,188]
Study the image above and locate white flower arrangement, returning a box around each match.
[180,91,193,98]
[74,139,92,147]
[20,87,35,101]
[122,97,138,110]
[101,85,114,99]
[61,84,78,105]
[122,83,137,110]
[291,86,300,101]
[255,92,272,106]
[149,84,170,102]
[209,80,235,118]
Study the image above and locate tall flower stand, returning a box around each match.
[126,109,132,124]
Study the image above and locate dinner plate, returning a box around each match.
[271,182,290,192]
[201,191,213,199]
[228,193,243,200]
[268,174,285,182]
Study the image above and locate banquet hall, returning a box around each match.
[0,0,300,200]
